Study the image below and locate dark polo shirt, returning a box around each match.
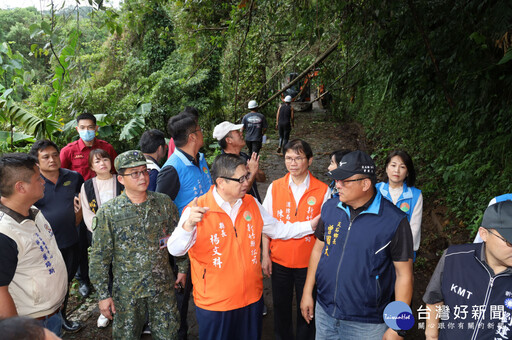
[34,168,84,249]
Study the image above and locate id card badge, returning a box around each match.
[159,235,170,249]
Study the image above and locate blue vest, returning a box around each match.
[495,193,512,203]
[161,149,212,215]
[315,192,407,323]
[439,243,512,340]
[376,182,421,222]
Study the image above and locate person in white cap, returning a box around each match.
[213,121,266,203]
[242,100,268,155]
[275,95,295,154]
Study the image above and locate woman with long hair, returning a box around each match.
[376,150,423,260]
[79,149,123,328]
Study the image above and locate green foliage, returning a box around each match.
[120,103,151,141]
[2,0,511,240]
[337,0,512,236]
[141,5,175,73]
[206,146,222,166]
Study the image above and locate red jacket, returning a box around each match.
[60,138,117,180]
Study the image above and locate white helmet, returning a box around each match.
[284,95,292,103]
[248,100,258,109]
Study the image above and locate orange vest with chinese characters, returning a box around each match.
[270,172,327,268]
[188,188,263,311]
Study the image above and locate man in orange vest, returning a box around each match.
[262,139,330,340]
[167,153,320,340]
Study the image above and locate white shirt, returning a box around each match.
[167,187,314,256]
[80,176,117,232]
[262,172,331,214]
[389,185,423,251]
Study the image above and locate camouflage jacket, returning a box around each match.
[90,191,188,300]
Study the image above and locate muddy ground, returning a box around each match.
[63,107,471,339]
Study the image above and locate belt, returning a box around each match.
[35,308,60,321]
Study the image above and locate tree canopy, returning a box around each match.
[0,0,511,234]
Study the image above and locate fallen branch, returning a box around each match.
[307,62,360,104]
[192,26,229,33]
[245,42,310,103]
[184,46,217,84]
[256,38,341,109]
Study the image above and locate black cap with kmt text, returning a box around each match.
[327,150,376,181]
[482,200,512,243]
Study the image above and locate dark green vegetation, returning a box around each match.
[1,0,511,235]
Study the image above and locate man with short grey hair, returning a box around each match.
[168,153,320,340]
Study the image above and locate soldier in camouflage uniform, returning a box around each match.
[89,150,186,340]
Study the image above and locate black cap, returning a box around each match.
[327,150,375,181]
[482,200,512,243]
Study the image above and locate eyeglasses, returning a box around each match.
[188,126,203,137]
[120,169,149,179]
[227,130,243,138]
[335,177,369,186]
[284,156,305,163]
[486,229,512,247]
[221,173,251,184]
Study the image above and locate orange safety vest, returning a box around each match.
[188,188,264,311]
[269,172,328,268]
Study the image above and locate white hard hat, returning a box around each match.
[284,95,292,103]
[248,100,258,109]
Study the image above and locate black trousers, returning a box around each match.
[75,222,91,284]
[60,242,80,283]
[171,255,192,340]
[246,141,262,155]
[59,242,80,320]
[271,261,315,340]
[196,297,263,340]
[278,124,291,149]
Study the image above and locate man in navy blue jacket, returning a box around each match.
[423,201,512,340]
[300,150,414,340]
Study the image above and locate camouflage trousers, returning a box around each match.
[112,288,179,340]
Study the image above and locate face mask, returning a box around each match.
[79,130,96,142]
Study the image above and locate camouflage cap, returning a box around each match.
[114,150,149,172]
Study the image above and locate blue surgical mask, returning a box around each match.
[79,130,96,142]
